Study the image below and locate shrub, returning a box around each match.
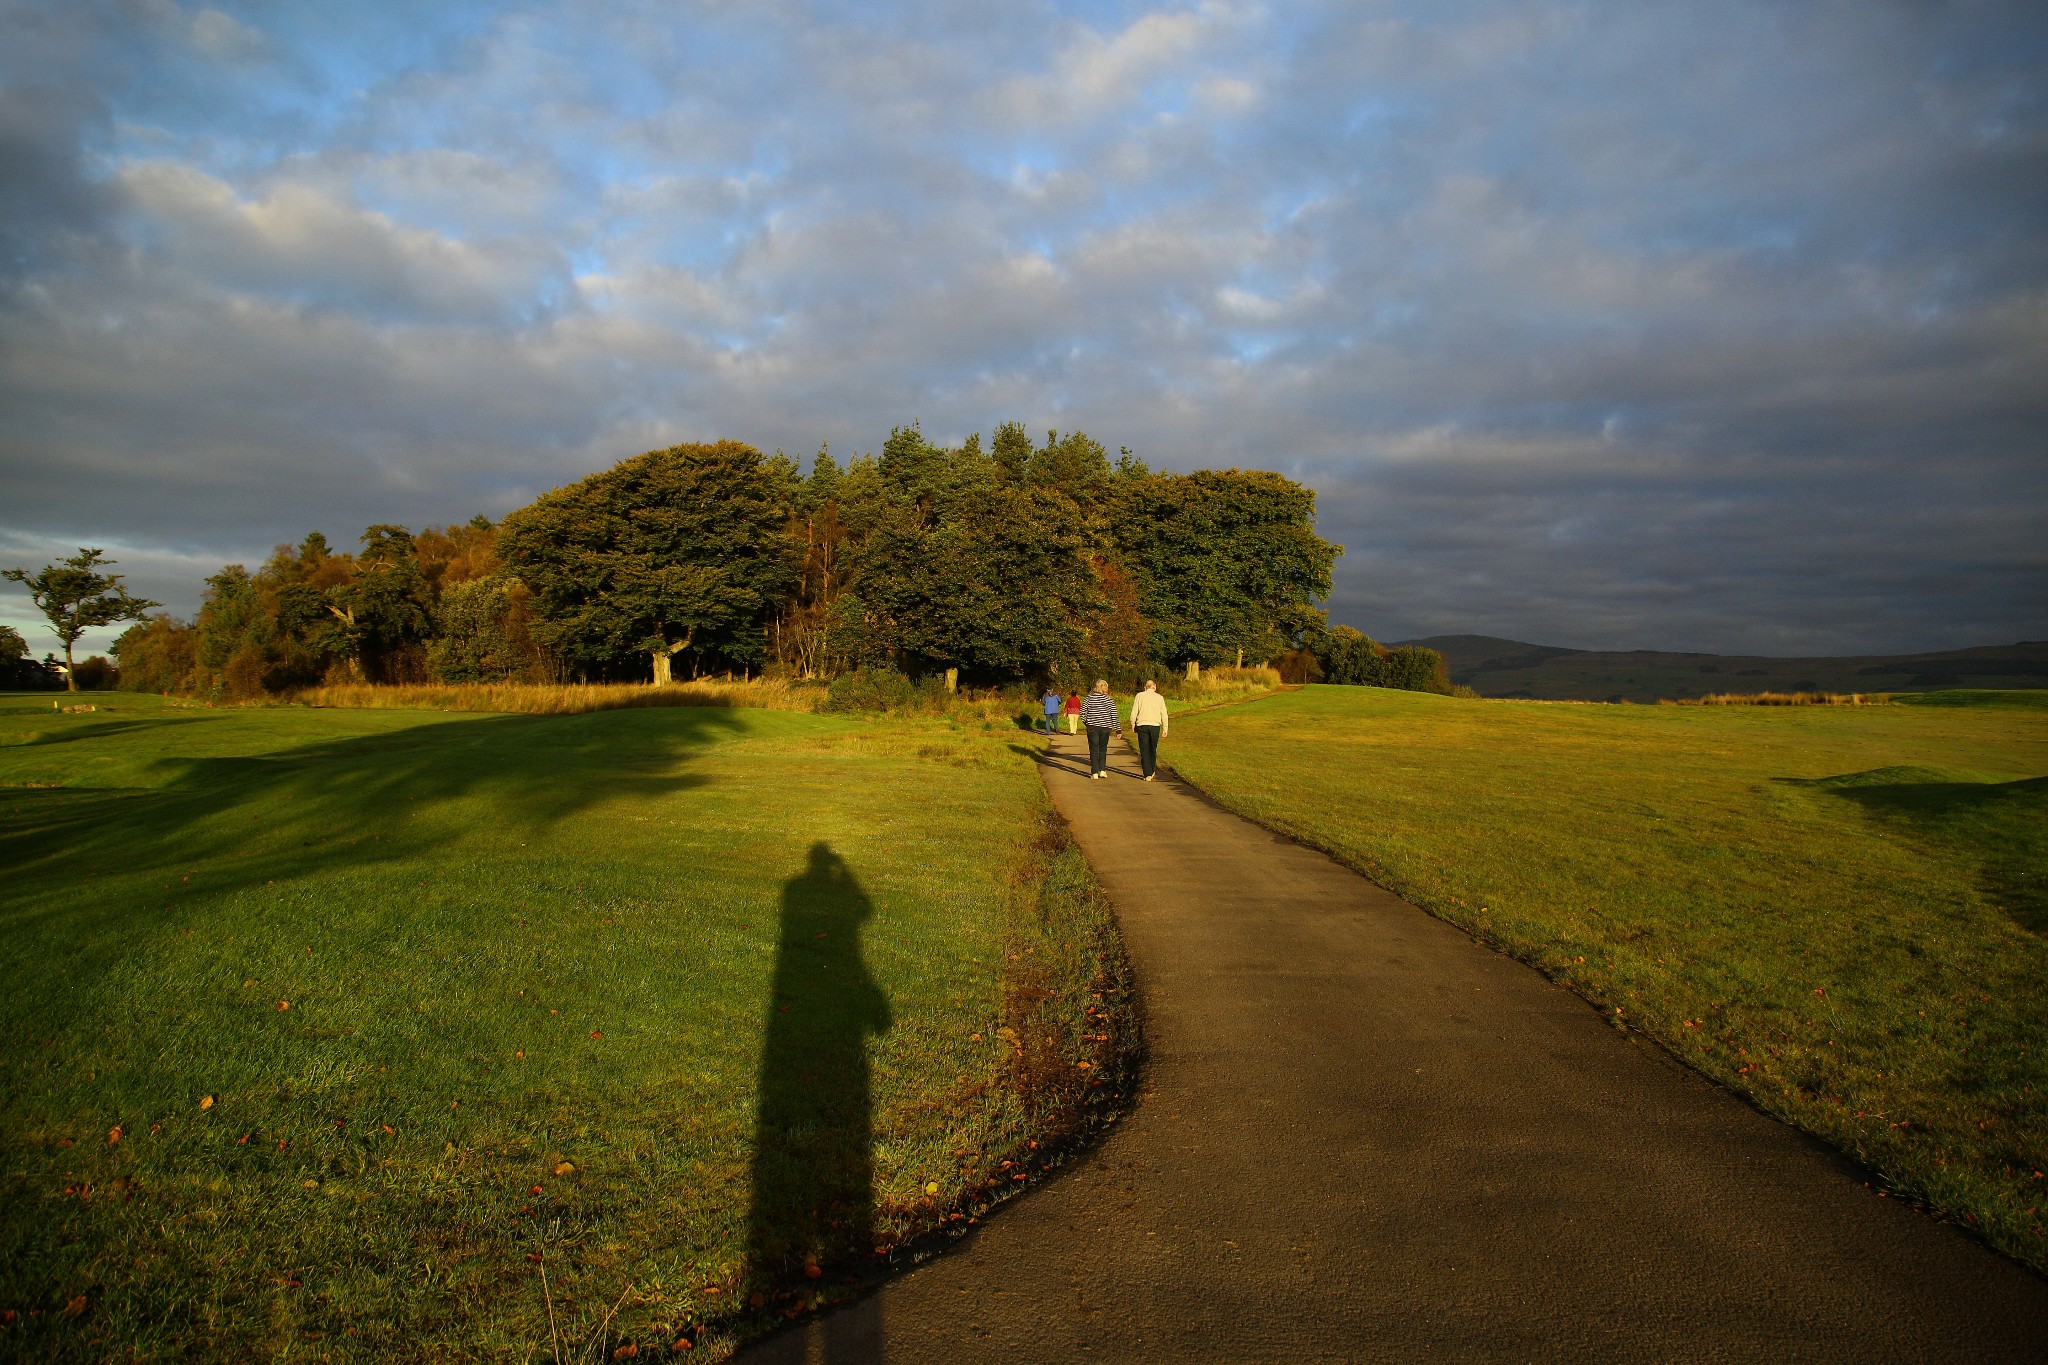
[822,666,918,713]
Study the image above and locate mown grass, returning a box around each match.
[296,679,821,715]
[1168,686,2048,1271]
[0,691,1129,1361]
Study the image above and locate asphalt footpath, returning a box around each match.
[743,728,2048,1363]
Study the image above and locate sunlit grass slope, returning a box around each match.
[1169,686,2048,1271]
[0,693,1120,1360]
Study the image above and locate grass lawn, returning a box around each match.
[0,693,1128,1361]
[1168,686,2048,1271]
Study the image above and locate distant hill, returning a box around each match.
[1392,634,2048,702]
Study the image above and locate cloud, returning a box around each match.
[2,0,2044,655]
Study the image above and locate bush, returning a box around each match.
[113,614,197,693]
[822,666,918,713]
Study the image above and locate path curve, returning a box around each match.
[744,729,2048,1362]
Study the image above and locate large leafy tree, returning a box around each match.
[3,549,158,691]
[499,440,796,683]
[324,525,435,683]
[1112,469,1342,667]
[841,426,1103,679]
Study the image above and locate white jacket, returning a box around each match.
[1129,689,1169,732]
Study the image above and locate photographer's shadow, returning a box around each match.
[745,842,893,1359]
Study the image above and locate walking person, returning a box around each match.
[1081,679,1121,778]
[1130,678,1169,781]
[1063,690,1082,735]
[1040,685,1063,739]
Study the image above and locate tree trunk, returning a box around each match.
[64,638,77,692]
[652,650,672,686]
[1185,659,1201,682]
[944,666,958,694]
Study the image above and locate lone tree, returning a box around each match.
[4,549,158,692]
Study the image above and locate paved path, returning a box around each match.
[746,730,2048,1362]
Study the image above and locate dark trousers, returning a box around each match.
[1135,724,1162,776]
[1043,712,1059,735]
[1086,725,1112,774]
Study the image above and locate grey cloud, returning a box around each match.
[2,0,2044,655]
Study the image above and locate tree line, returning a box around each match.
[9,424,1449,697]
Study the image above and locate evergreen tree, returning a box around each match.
[3,548,158,691]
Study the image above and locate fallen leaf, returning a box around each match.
[302,1179,318,1188]
[803,1263,822,1280]
[673,1338,693,1352]
[276,1000,290,1012]
[62,1294,87,1317]
[530,1184,543,1195]
[590,1030,602,1039]
[515,1050,524,1059]
[613,1345,638,1359]
[199,1095,215,1111]
[108,1125,121,1145]
[925,1181,939,1195]
[554,1160,576,1177]
[382,1124,394,1134]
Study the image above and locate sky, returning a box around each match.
[3,0,2045,660]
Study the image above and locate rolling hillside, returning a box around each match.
[1398,635,2048,702]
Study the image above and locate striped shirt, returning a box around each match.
[1081,692,1121,732]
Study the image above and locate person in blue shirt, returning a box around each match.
[1040,686,1063,738]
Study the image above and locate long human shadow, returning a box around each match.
[746,842,892,1358]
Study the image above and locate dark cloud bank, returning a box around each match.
[3,0,2044,657]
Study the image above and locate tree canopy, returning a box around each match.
[498,440,795,684]
[76,422,1412,698]
[3,548,158,691]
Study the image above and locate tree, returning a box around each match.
[112,614,198,693]
[499,441,796,683]
[854,482,1100,678]
[1111,470,1341,667]
[325,525,434,683]
[3,549,158,691]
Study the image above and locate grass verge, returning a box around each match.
[1168,685,2048,1272]
[0,692,1132,1361]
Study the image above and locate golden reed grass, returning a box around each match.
[1668,691,1881,707]
[296,679,822,715]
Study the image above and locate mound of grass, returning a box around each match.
[1891,689,2048,710]
[1168,686,2048,1272]
[0,693,1128,1360]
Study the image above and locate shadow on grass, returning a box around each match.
[0,706,746,937]
[1785,766,2048,935]
[746,842,892,1356]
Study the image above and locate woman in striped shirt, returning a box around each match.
[1080,679,1122,779]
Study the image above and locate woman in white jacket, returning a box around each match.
[1129,679,1169,782]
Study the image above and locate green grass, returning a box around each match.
[1169,685,2048,1271]
[0,692,1128,1361]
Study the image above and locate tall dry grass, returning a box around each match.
[295,679,823,715]
[1671,691,1882,707]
